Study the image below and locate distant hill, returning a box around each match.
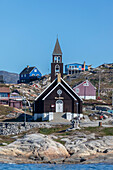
[0,71,19,84]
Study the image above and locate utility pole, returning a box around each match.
[98,71,101,98]
[112,90,113,107]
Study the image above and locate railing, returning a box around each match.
[68,68,79,70]
[0,96,22,100]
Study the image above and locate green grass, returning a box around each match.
[0,105,14,116]
[0,135,15,146]
[79,127,113,136]
[54,138,66,145]
[38,125,70,135]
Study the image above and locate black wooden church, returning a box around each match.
[33,38,82,120]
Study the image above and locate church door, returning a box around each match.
[56,100,63,112]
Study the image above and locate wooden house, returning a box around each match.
[33,38,82,121]
[73,80,96,100]
[65,62,92,75]
[0,87,10,105]
[19,66,42,83]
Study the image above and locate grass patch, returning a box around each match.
[0,135,15,145]
[38,125,70,135]
[79,127,113,136]
[54,138,66,145]
[0,105,14,116]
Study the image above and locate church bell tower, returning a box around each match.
[51,38,63,82]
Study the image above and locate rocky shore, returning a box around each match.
[0,131,113,164]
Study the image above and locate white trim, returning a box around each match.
[79,96,96,100]
[61,78,83,101]
[56,100,63,112]
[35,78,57,101]
[42,82,77,101]
[73,80,96,90]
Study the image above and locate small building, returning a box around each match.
[19,66,42,83]
[9,92,23,109]
[0,87,23,108]
[0,86,10,105]
[33,38,82,121]
[0,75,4,84]
[65,62,91,75]
[73,80,96,100]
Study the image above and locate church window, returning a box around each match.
[54,56,61,63]
[55,65,60,75]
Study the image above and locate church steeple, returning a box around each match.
[51,38,63,82]
[52,38,62,55]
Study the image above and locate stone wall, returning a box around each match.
[0,122,52,135]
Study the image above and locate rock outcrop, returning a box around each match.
[0,133,113,164]
[64,134,113,159]
[0,134,69,162]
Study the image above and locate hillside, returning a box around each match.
[64,63,113,104]
[0,71,19,84]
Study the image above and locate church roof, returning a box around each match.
[52,38,62,55]
[35,77,82,101]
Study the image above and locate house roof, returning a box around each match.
[0,87,10,93]
[20,66,35,75]
[52,38,62,55]
[73,80,96,90]
[65,63,89,66]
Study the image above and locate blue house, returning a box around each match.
[19,66,42,83]
[65,62,91,75]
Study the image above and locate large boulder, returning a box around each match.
[0,134,69,161]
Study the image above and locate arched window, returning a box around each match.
[54,56,61,63]
[55,64,60,75]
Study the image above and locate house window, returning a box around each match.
[34,69,37,72]
[69,70,71,74]
[32,74,35,76]
[76,88,80,93]
[55,65,60,75]
[21,75,23,77]
[24,74,26,77]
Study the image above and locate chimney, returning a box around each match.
[27,65,29,68]
[84,61,85,72]
[57,73,61,83]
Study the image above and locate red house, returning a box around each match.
[73,80,96,100]
[0,87,10,105]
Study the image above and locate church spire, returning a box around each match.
[51,38,63,82]
[52,38,62,55]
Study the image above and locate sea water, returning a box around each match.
[0,163,113,170]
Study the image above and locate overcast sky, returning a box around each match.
[0,0,113,74]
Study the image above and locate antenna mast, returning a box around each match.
[98,71,101,98]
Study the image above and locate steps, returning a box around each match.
[51,112,69,123]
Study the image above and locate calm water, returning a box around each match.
[0,163,113,170]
